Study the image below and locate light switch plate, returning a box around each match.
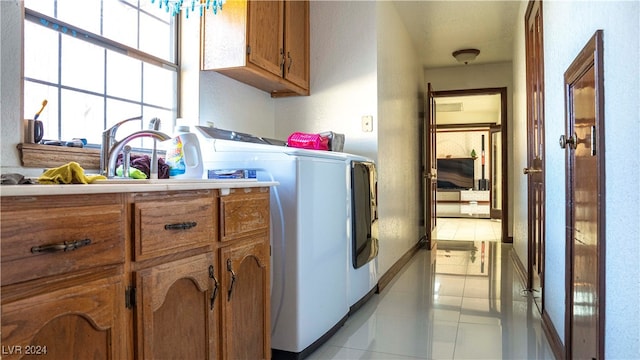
[361,115,373,132]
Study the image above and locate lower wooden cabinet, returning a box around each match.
[220,237,271,360]
[134,252,219,360]
[1,273,128,360]
[1,188,270,360]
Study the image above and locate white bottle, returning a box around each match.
[166,125,203,179]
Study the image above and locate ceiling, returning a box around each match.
[391,1,518,125]
[393,1,522,68]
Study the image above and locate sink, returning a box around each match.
[93,178,256,184]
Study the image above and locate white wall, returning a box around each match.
[273,1,424,276]
[274,1,378,160]
[180,4,277,137]
[511,2,529,278]
[424,62,514,238]
[375,1,424,275]
[540,1,640,357]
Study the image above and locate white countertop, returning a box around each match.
[0,179,279,197]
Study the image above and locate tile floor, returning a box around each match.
[307,218,555,360]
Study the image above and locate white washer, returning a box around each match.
[200,138,351,359]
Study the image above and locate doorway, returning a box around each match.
[422,87,509,245]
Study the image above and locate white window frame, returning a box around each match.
[23,1,179,148]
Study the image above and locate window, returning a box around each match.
[23,0,178,148]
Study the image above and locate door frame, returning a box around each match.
[426,87,509,243]
[489,124,503,219]
[563,29,605,360]
[525,0,546,304]
[423,84,437,249]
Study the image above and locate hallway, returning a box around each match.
[307,219,554,359]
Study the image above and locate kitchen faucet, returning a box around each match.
[148,118,161,179]
[101,116,172,178]
[106,130,172,179]
[100,116,143,176]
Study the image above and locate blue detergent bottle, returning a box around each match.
[166,125,203,179]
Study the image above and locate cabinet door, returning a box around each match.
[283,0,309,90]
[1,274,127,360]
[248,0,283,78]
[135,253,219,360]
[220,238,270,360]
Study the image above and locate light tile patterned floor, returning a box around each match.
[306,219,554,360]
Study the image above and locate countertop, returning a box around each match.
[0,179,279,197]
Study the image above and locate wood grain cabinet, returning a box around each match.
[218,188,271,360]
[0,194,127,360]
[1,188,271,360]
[130,190,219,360]
[201,0,309,97]
[134,253,219,359]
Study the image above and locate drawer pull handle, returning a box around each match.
[31,238,92,253]
[209,265,219,310]
[227,259,237,301]
[164,222,197,231]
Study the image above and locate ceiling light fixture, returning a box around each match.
[452,49,480,65]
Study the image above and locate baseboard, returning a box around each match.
[377,241,421,293]
[511,249,564,359]
[541,311,565,359]
[510,247,528,288]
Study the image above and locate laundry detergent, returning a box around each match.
[166,125,203,179]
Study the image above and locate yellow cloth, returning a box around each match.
[38,162,106,184]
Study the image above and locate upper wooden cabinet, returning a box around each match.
[201,0,310,97]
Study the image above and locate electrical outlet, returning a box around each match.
[361,115,373,132]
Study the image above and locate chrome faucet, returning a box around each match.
[148,118,161,179]
[100,116,143,176]
[106,130,172,178]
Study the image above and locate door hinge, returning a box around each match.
[247,45,251,55]
[126,286,136,309]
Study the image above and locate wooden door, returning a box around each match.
[489,125,502,219]
[220,238,270,360]
[563,30,605,360]
[524,0,545,307]
[248,0,283,78]
[423,83,437,249]
[134,253,218,360]
[1,275,127,360]
[283,0,309,90]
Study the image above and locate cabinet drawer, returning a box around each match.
[220,188,270,242]
[133,193,216,261]
[1,199,125,286]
